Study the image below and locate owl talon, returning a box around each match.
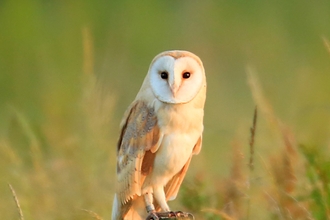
[146,204,155,213]
[146,211,194,219]
[146,212,159,220]
[169,211,177,217]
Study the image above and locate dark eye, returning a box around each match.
[183,72,191,79]
[160,71,168,79]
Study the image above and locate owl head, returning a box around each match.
[146,50,206,104]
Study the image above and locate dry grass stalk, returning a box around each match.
[8,183,24,220]
[216,141,245,219]
[248,107,257,171]
[81,25,116,156]
[273,127,297,194]
[82,26,94,76]
[270,122,299,217]
[81,209,104,220]
[9,106,43,170]
[246,67,313,219]
[322,36,330,56]
[247,67,278,130]
[202,208,237,220]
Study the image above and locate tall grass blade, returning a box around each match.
[8,183,24,220]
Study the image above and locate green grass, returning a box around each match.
[1,1,330,219]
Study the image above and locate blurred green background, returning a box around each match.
[1,1,330,219]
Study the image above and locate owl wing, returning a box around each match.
[116,101,163,206]
[163,136,202,203]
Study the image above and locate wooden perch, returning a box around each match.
[146,211,194,220]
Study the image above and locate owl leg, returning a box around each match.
[153,186,170,211]
[144,192,155,213]
[144,192,160,220]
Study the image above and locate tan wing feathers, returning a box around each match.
[141,150,156,175]
[192,136,202,155]
[116,101,161,206]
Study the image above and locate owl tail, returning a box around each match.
[111,194,122,220]
[111,194,146,220]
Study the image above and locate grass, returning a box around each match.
[8,183,25,220]
[2,50,330,220]
[1,1,330,219]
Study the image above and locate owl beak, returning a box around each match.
[168,73,180,98]
[170,84,179,98]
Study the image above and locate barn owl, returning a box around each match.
[112,50,206,220]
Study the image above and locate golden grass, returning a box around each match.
[8,183,24,220]
[81,209,104,220]
[2,41,329,220]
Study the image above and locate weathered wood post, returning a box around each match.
[146,211,194,220]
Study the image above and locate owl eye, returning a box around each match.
[182,72,191,79]
[160,71,168,79]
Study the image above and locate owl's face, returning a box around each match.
[148,51,205,104]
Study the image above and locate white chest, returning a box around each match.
[152,102,203,178]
